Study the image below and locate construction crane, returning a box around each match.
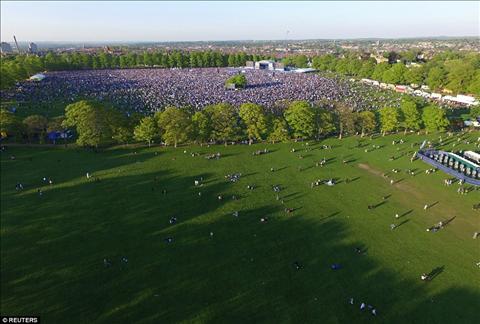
[13,35,21,54]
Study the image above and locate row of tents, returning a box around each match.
[359,78,479,107]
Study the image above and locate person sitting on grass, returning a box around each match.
[103,258,112,267]
[331,263,342,270]
[293,261,302,270]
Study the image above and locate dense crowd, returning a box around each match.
[2,68,402,114]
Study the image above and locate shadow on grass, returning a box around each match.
[1,146,479,324]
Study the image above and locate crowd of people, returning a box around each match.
[2,68,402,114]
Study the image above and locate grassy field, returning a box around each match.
[1,133,479,323]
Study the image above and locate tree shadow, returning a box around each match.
[1,146,479,323]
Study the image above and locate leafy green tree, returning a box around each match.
[358,111,376,137]
[378,106,399,135]
[267,116,290,143]
[47,116,65,132]
[445,59,475,93]
[205,103,239,145]
[282,56,295,67]
[225,74,247,88]
[347,59,363,76]
[294,55,309,68]
[334,103,356,139]
[469,106,480,119]
[382,63,407,84]
[23,115,48,143]
[335,58,350,74]
[467,71,480,96]
[0,109,22,140]
[156,107,191,147]
[404,65,425,85]
[400,99,421,133]
[359,60,376,78]
[191,111,211,144]
[315,108,336,139]
[422,105,449,133]
[62,100,118,147]
[371,62,390,81]
[312,54,337,71]
[426,67,446,91]
[284,101,315,139]
[227,54,236,67]
[134,116,158,147]
[112,126,133,145]
[239,103,267,144]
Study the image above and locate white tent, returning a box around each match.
[29,73,46,82]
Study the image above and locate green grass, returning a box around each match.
[1,133,479,323]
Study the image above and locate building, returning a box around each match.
[246,60,285,71]
[294,68,317,73]
[28,42,38,54]
[370,53,388,64]
[1,42,13,54]
[442,95,479,106]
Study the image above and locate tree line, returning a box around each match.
[2,99,474,147]
[0,50,272,89]
[294,50,479,95]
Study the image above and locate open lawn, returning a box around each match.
[1,133,479,323]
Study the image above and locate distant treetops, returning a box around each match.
[1,98,463,148]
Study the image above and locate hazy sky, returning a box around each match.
[1,1,479,42]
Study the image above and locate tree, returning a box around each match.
[312,54,337,71]
[358,111,376,137]
[191,111,211,144]
[467,71,480,96]
[267,116,290,143]
[378,106,399,135]
[23,115,48,143]
[225,74,247,89]
[334,104,356,139]
[315,108,336,139]
[294,55,309,68]
[62,100,118,147]
[156,107,191,147]
[0,109,22,140]
[134,116,158,146]
[422,105,449,133]
[445,59,475,93]
[47,116,65,132]
[371,62,390,81]
[284,101,315,139]
[382,63,407,84]
[347,59,362,76]
[470,106,480,120]
[239,103,267,144]
[359,60,376,78]
[205,103,239,145]
[425,67,446,91]
[400,99,421,134]
[404,65,425,85]
[112,126,133,145]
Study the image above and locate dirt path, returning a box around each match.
[357,162,424,200]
